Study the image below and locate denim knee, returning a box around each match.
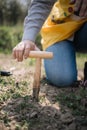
[44,41,77,87]
[46,69,77,87]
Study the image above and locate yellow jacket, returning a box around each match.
[41,0,87,50]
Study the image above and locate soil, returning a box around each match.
[0,54,87,130]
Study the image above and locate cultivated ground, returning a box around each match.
[0,53,87,130]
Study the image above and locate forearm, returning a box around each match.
[22,0,56,42]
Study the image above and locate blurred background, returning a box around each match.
[0,0,41,53]
[0,0,86,70]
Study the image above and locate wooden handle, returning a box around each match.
[33,58,41,101]
[29,51,53,59]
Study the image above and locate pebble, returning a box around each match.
[30,111,38,118]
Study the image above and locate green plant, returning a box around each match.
[0,26,23,53]
[0,28,12,53]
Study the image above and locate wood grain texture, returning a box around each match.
[29,51,53,59]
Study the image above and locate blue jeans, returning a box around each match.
[44,22,87,87]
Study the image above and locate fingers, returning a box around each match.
[18,50,24,61]
[13,40,40,62]
[79,0,87,17]
[13,42,25,62]
[74,0,82,12]
[13,47,16,59]
[24,47,30,59]
[74,0,87,17]
[23,41,37,59]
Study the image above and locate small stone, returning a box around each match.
[30,111,38,118]
[46,125,51,130]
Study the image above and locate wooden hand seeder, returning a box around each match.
[29,51,53,101]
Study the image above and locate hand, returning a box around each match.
[70,0,87,18]
[13,40,40,62]
[74,0,87,17]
